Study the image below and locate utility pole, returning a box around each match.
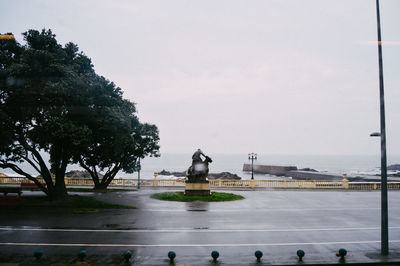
[375,0,388,255]
[137,158,141,190]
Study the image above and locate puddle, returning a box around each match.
[185,201,210,212]
[105,223,120,228]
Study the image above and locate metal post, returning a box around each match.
[251,158,254,180]
[375,0,389,255]
[137,158,141,190]
[248,153,257,180]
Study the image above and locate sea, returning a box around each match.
[136,153,400,180]
[2,153,400,180]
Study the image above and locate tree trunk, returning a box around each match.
[53,160,68,200]
[54,182,68,199]
[83,163,121,190]
[93,183,108,190]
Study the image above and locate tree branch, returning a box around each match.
[17,135,53,185]
[0,162,49,194]
[104,162,121,186]
[78,157,99,185]
[18,153,42,176]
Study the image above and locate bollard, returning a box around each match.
[336,248,347,259]
[211,250,219,262]
[297,249,305,261]
[336,248,347,262]
[168,251,176,263]
[78,250,87,261]
[123,250,132,263]
[33,249,43,260]
[254,250,263,261]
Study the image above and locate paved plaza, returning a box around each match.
[1,188,400,265]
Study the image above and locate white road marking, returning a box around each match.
[1,226,400,233]
[141,207,386,212]
[0,240,399,247]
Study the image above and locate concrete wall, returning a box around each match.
[286,170,343,181]
[243,164,297,176]
[242,164,344,181]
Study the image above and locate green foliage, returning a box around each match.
[0,29,94,199]
[0,28,160,199]
[151,192,245,202]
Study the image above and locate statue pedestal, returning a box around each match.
[184,181,211,196]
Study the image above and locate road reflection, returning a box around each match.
[185,201,209,212]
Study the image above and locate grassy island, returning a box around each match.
[151,191,244,202]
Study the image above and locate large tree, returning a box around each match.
[0,29,95,199]
[0,29,159,198]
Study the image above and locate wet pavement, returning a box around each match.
[0,188,400,265]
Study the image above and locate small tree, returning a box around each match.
[76,79,160,189]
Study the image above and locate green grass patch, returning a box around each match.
[17,195,135,209]
[151,192,244,202]
[71,196,135,209]
[68,187,136,193]
[21,187,136,193]
[73,208,99,214]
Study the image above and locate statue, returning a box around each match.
[186,149,212,183]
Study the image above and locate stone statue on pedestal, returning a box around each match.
[185,149,212,196]
[187,149,213,183]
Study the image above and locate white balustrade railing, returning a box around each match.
[1,176,400,190]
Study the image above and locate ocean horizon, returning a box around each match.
[2,153,400,180]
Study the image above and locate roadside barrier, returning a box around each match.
[78,250,86,261]
[211,250,219,262]
[255,250,263,261]
[336,248,347,263]
[33,250,43,260]
[1,175,399,190]
[168,251,176,263]
[297,249,305,261]
[123,250,132,263]
[30,248,351,264]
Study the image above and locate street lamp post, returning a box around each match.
[375,0,389,255]
[248,153,257,180]
[137,158,141,190]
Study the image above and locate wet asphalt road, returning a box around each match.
[1,188,400,265]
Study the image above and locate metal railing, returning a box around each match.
[1,176,400,190]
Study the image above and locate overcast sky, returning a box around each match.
[1,0,399,156]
